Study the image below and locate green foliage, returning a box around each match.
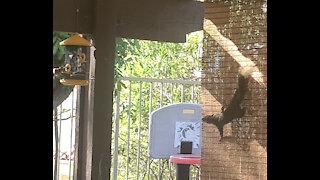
[111,31,203,180]
[118,33,202,80]
[53,32,70,67]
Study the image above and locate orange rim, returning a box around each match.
[79,53,86,63]
[65,64,71,74]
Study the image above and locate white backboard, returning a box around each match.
[148,103,202,159]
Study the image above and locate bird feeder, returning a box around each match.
[58,33,91,86]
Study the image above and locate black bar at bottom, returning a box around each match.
[176,163,190,180]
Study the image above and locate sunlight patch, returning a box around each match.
[204,19,266,87]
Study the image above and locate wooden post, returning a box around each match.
[73,37,94,180]
[73,85,88,180]
[91,0,116,179]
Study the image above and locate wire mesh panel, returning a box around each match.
[111,77,201,180]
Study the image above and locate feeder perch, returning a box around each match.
[58,33,91,86]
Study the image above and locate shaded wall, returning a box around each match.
[201,0,267,179]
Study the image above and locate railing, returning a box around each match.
[53,88,77,180]
[112,77,201,180]
[53,77,201,180]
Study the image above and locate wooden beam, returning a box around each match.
[53,0,93,34]
[90,0,117,179]
[73,85,87,180]
[73,40,95,180]
[115,0,204,42]
[54,0,204,42]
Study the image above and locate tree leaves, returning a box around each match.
[115,31,203,81]
[53,32,70,67]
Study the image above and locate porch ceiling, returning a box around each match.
[53,0,204,43]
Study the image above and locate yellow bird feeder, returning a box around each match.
[58,33,91,86]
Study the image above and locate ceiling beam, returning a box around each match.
[53,0,93,34]
[53,0,204,43]
[115,0,204,42]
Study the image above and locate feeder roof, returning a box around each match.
[59,33,91,46]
